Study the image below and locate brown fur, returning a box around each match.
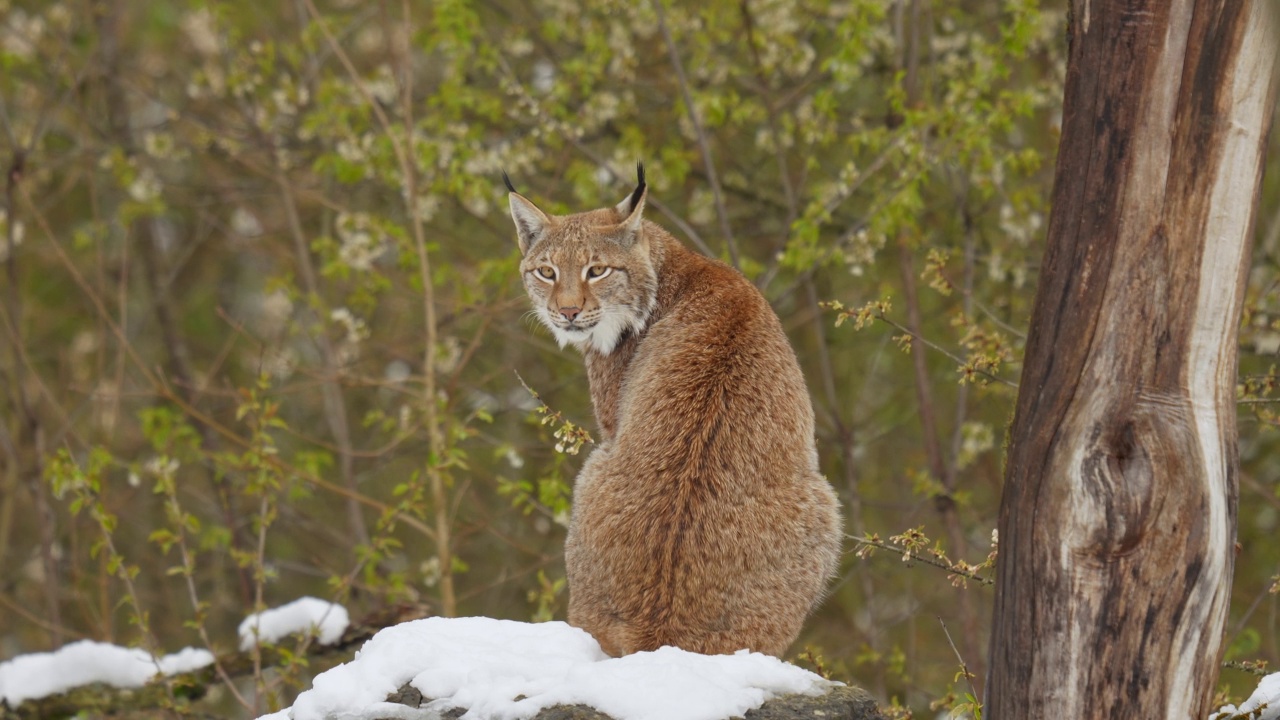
[509,177,842,657]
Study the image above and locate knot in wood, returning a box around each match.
[1074,418,1158,560]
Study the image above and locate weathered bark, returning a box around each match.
[987,2,1277,718]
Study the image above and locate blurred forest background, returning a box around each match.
[1,0,1279,716]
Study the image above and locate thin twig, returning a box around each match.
[651,0,740,268]
[1241,472,1280,511]
[396,0,456,618]
[300,0,405,159]
[757,134,911,291]
[157,469,253,711]
[938,615,982,705]
[803,278,885,689]
[274,164,368,548]
[1222,660,1270,678]
[250,491,270,713]
[1262,192,1280,257]
[566,137,717,258]
[850,534,994,586]
[16,184,439,542]
[0,87,15,145]
[896,203,979,678]
[739,0,798,226]
[95,0,256,604]
[874,313,1019,389]
[307,0,457,615]
[5,148,61,646]
[486,46,718,259]
[1228,581,1276,651]
[971,295,1028,340]
[948,211,978,465]
[932,218,987,682]
[81,479,172,705]
[899,242,953,492]
[0,591,79,640]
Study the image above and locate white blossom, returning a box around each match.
[461,194,491,218]
[413,194,441,223]
[384,359,411,384]
[335,212,385,271]
[70,330,98,357]
[532,60,556,94]
[336,133,374,164]
[354,25,385,55]
[330,308,368,343]
[231,207,263,238]
[45,3,71,31]
[506,37,534,57]
[504,447,525,470]
[257,290,294,337]
[365,65,398,105]
[435,337,462,375]
[1,10,44,60]
[999,203,1043,246]
[142,132,176,159]
[687,188,715,227]
[127,168,161,203]
[262,347,297,380]
[180,8,220,56]
[144,456,180,477]
[0,209,24,263]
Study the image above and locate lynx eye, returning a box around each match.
[535,266,556,280]
[585,265,613,281]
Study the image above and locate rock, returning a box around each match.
[382,684,424,708]
[380,684,463,718]
[744,686,885,719]
[519,706,614,720]
[378,683,887,720]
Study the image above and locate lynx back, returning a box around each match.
[508,165,842,657]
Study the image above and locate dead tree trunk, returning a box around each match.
[986,2,1277,718]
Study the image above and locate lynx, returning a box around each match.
[507,165,842,657]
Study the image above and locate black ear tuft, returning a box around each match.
[502,169,517,194]
[625,162,646,214]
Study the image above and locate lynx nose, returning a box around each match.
[559,306,582,322]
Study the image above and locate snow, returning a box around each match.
[1211,672,1280,720]
[265,616,836,720]
[0,640,214,707]
[239,597,350,651]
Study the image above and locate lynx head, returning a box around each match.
[507,164,658,355]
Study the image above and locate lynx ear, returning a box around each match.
[508,189,550,255]
[613,162,647,243]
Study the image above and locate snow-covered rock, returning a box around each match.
[0,640,213,707]
[261,617,840,720]
[1211,672,1280,720]
[239,597,350,651]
